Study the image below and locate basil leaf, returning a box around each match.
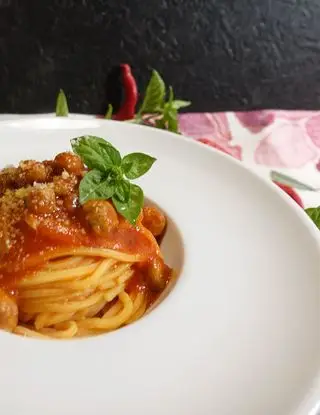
[162,96,179,133]
[122,152,156,179]
[165,108,179,133]
[79,169,116,204]
[168,85,174,104]
[305,207,320,229]
[171,100,191,110]
[270,171,315,191]
[112,184,144,224]
[158,88,179,133]
[71,135,121,171]
[139,70,165,114]
[105,104,113,119]
[55,89,69,117]
[115,179,131,203]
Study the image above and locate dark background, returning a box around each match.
[1,0,320,114]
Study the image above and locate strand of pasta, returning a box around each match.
[20,263,98,287]
[35,312,75,330]
[76,292,133,331]
[40,321,79,338]
[43,256,87,270]
[14,325,50,339]
[36,247,142,263]
[127,291,147,324]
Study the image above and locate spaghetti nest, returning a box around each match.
[15,249,147,339]
[0,149,172,339]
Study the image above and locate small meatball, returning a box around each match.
[53,173,77,196]
[26,186,56,214]
[83,200,119,236]
[43,160,55,181]
[0,289,18,332]
[147,257,166,292]
[63,193,79,213]
[0,168,16,196]
[18,160,47,184]
[142,206,166,237]
[54,152,84,176]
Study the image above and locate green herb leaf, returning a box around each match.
[168,86,174,104]
[105,104,113,119]
[270,171,316,191]
[122,152,156,179]
[305,207,320,229]
[139,70,165,114]
[165,108,179,133]
[71,135,121,171]
[160,88,179,133]
[55,89,69,117]
[115,179,131,203]
[171,100,191,110]
[79,169,116,204]
[112,183,144,225]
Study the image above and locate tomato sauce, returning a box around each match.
[0,206,158,290]
[0,153,169,297]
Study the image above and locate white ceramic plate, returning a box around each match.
[0,117,319,415]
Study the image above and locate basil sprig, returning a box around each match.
[71,135,156,224]
[137,70,191,133]
[55,89,69,117]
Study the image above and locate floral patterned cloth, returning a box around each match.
[179,111,320,209]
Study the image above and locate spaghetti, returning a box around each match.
[0,150,172,339]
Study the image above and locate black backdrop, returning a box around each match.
[1,0,320,114]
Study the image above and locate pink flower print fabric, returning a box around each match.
[235,111,275,133]
[178,110,320,170]
[177,110,320,208]
[179,113,242,160]
[254,123,318,168]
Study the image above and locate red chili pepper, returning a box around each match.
[113,64,138,121]
[274,182,304,208]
